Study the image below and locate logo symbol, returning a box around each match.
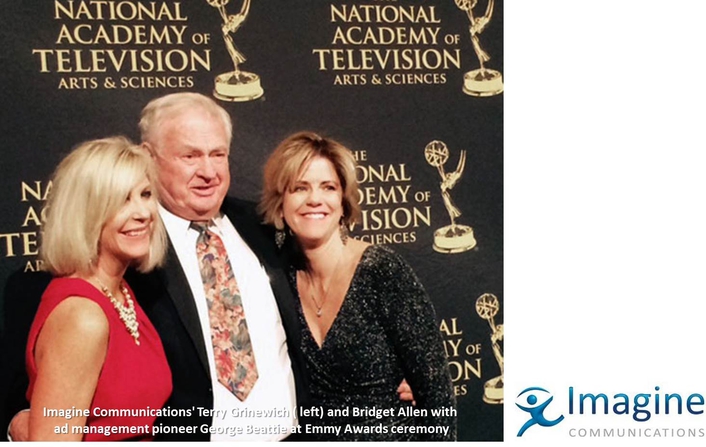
[424,140,477,253]
[476,293,503,404]
[454,0,503,97]
[206,0,264,101]
[516,387,564,436]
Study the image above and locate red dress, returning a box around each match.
[26,278,172,441]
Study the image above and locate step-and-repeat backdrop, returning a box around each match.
[0,0,502,440]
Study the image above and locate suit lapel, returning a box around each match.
[160,241,211,376]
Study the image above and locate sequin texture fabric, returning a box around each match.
[291,245,456,441]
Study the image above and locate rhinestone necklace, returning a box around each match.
[97,280,140,345]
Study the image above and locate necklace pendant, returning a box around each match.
[316,309,322,317]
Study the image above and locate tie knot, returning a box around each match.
[190,221,210,234]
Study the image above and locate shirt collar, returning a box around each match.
[159,205,225,237]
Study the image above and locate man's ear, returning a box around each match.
[141,141,155,157]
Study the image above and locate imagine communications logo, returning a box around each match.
[516,387,565,436]
[516,385,706,438]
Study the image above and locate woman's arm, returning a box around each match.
[28,297,108,441]
[375,249,457,440]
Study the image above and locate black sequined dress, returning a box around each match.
[291,245,456,441]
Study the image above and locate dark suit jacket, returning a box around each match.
[0,197,310,441]
[0,270,51,438]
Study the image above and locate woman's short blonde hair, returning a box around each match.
[260,131,360,230]
[40,136,167,276]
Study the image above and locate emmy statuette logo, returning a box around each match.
[207,0,264,101]
[454,0,503,97]
[424,140,476,253]
[476,293,503,404]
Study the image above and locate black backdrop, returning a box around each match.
[0,0,502,441]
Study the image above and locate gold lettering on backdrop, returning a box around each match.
[313,49,460,71]
[55,24,188,45]
[21,181,52,201]
[54,1,187,21]
[34,49,210,73]
[352,150,367,162]
[439,317,463,336]
[312,2,467,87]
[331,27,441,45]
[0,231,42,259]
[22,207,45,228]
[34,1,214,90]
[1,182,50,267]
[330,5,441,23]
[439,317,483,398]
[24,260,46,272]
[350,151,432,246]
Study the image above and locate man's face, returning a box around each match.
[149,108,231,221]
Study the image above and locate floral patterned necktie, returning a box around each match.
[192,222,258,401]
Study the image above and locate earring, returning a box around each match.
[275,229,286,249]
[339,220,349,245]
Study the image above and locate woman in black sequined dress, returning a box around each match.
[260,132,456,441]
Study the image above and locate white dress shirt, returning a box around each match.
[160,206,297,441]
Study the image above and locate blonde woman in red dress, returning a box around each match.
[25,137,172,441]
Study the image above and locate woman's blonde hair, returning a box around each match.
[40,136,167,276]
[260,131,360,230]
